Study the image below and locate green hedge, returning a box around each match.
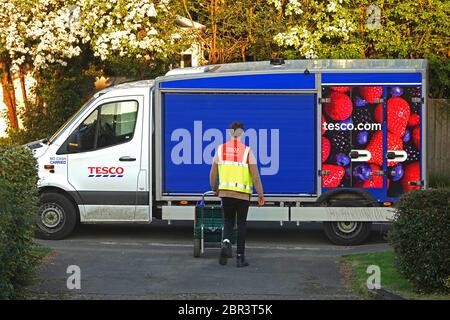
[0,145,39,299]
[388,189,450,293]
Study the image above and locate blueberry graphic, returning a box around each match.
[389,164,404,182]
[353,163,372,181]
[354,96,368,107]
[357,130,369,146]
[390,86,404,97]
[403,128,411,143]
[335,153,350,167]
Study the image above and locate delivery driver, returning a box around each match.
[210,122,264,267]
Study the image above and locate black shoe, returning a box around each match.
[219,241,232,265]
[236,254,249,268]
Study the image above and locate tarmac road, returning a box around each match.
[30,221,391,300]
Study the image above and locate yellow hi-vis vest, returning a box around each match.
[217,140,253,194]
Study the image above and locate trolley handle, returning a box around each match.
[202,190,217,200]
[197,190,217,207]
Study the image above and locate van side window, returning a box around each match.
[76,109,98,152]
[58,100,138,154]
[97,101,138,148]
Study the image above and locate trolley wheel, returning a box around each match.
[193,238,201,257]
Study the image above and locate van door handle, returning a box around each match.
[119,156,136,162]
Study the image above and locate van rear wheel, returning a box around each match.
[322,199,372,245]
[323,221,371,245]
[36,192,77,240]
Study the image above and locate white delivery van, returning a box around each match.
[27,59,428,245]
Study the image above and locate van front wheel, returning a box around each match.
[36,192,77,240]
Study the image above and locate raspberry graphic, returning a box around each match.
[330,86,351,93]
[401,161,421,192]
[322,137,331,163]
[324,92,353,121]
[359,86,383,104]
[322,164,345,188]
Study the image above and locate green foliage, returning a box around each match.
[272,0,450,98]
[429,56,450,99]
[184,0,284,63]
[14,50,99,141]
[0,145,39,299]
[388,189,450,293]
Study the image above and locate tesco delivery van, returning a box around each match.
[27,59,428,245]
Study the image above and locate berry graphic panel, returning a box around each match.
[386,86,422,197]
[322,86,384,189]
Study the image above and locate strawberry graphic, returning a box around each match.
[359,86,382,104]
[387,97,410,137]
[401,161,421,191]
[324,92,353,121]
[322,164,345,188]
[387,132,403,167]
[408,113,420,127]
[322,137,331,162]
[412,126,420,150]
[355,164,383,188]
[366,131,403,167]
[374,103,383,123]
[322,115,326,135]
[366,131,383,166]
[330,86,351,93]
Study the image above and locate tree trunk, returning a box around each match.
[19,69,28,113]
[1,62,19,129]
[209,0,218,64]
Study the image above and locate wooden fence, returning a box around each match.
[427,99,450,177]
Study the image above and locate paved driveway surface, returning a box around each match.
[30,221,391,299]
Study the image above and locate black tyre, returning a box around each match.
[322,200,372,245]
[193,239,201,257]
[36,192,77,240]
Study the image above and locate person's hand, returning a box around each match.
[258,195,265,207]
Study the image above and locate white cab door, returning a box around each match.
[63,96,144,221]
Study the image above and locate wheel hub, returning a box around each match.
[336,221,358,234]
[41,204,63,228]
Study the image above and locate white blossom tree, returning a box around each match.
[0,0,189,131]
[268,0,360,58]
[0,0,185,74]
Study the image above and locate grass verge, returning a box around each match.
[21,244,54,299]
[31,244,53,260]
[340,251,450,300]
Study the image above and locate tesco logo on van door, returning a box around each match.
[88,167,124,178]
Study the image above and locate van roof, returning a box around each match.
[165,59,427,77]
[97,59,427,95]
[96,79,155,96]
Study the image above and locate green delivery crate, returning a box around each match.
[193,191,237,257]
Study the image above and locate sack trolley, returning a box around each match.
[193,191,236,257]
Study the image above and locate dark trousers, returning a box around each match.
[221,197,250,255]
